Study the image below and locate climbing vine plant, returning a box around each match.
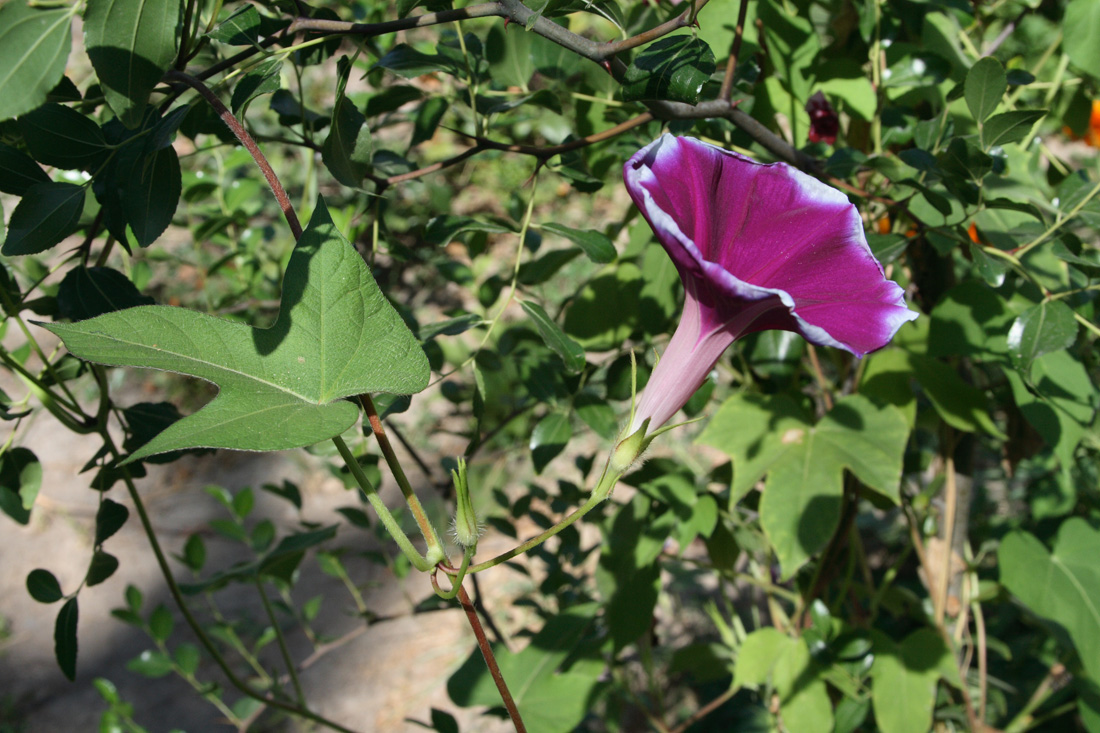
[2,0,1100,731]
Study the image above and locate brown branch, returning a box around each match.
[598,0,711,57]
[718,0,751,101]
[462,112,655,158]
[668,688,737,733]
[166,70,303,239]
[457,583,527,733]
[287,3,506,37]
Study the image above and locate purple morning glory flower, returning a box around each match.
[623,134,917,434]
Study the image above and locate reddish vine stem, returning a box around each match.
[456,583,528,733]
[358,394,441,549]
[165,70,303,240]
[718,0,751,101]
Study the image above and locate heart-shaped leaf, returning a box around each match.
[44,199,429,461]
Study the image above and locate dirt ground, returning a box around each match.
[0,393,527,733]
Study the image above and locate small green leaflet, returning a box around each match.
[44,199,429,461]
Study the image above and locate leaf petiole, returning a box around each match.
[332,434,443,572]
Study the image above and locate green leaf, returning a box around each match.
[965,56,1005,123]
[622,36,716,105]
[530,411,572,473]
[1007,300,1078,376]
[0,142,52,195]
[54,597,79,680]
[486,23,536,88]
[86,551,120,586]
[94,499,130,545]
[539,223,615,263]
[0,1,72,122]
[322,57,372,187]
[871,629,956,733]
[148,604,174,642]
[230,57,283,115]
[424,215,513,247]
[699,394,909,577]
[1065,0,1100,80]
[126,649,174,678]
[981,110,1046,149]
[174,642,200,675]
[520,301,585,374]
[573,392,618,441]
[734,629,832,733]
[373,44,458,78]
[448,604,601,733]
[1000,519,1100,680]
[2,182,86,256]
[123,145,181,247]
[562,263,642,350]
[909,353,1007,439]
[0,447,42,525]
[44,199,429,461]
[17,103,107,171]
[410,96,448,147]
[27,568,63,603]
[58,266,155,321]
[84,0,182,128]
[207,5,262,45]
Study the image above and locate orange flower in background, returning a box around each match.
[1063,100,1100,147]
[968,222,981,243]
[877,216,892,235]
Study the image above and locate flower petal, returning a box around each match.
[624,134,917,358]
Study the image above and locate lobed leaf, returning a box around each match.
[44,200,429,460]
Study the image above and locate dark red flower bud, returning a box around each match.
[806,91,839,145]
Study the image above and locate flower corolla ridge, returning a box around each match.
[622,134,918,437]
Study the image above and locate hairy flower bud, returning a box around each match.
[450,458,481,549]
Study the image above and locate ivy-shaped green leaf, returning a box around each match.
[698,394,909,577]
[44,199,429,461]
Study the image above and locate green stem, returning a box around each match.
[1015,175,1100,258]
[434,546,474,600]
[115,452,360,733]
[256,579,306,705]
[332,435,441,571]
[468,469,618,574]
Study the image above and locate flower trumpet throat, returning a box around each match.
[623,135,918,433]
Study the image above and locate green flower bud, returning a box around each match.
[607,419,651,477]
[451,457,481,549]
